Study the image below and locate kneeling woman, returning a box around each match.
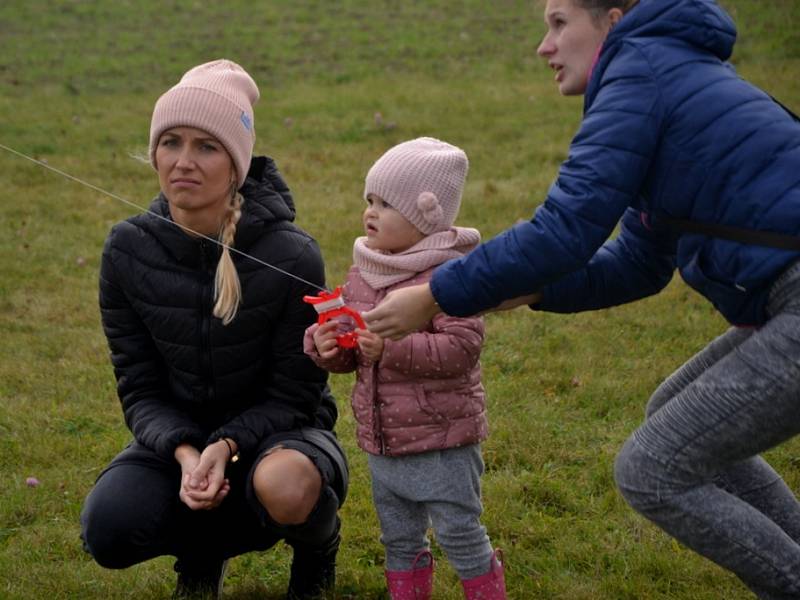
[80,59,348,600]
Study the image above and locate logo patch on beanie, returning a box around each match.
[240,111,252,131]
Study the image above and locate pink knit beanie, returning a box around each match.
[149,59,259,188]
[364,137,469,234]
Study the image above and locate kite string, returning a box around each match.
[0,142,328,292]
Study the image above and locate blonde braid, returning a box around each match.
[213,188,243,325]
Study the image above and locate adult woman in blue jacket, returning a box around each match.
[364,1,800,597]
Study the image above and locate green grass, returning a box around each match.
[1,1,799,598]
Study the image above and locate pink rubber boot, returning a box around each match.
[385,550,434,600]
[461,549,506,599]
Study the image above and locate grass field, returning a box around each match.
[1,1,799,598]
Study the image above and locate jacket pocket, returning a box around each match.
[413,384,445,422]
[680,251,747,311]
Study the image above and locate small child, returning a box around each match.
[304,137,506,600]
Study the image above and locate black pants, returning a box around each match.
[80,428,348,569]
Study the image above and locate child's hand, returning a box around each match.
[356,328,384,363]
[313,321,341,359]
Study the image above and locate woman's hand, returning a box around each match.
[362,283,440,340]
[175,441,231,510]
[175,443,201,475]
[480,293,542,314]
[356,328,384,363]
[312,321,341,359]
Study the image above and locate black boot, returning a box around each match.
[285,520,340,600]
[173,558,228,599]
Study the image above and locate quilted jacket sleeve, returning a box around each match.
[537,207,676,312]
[100,228,206,458]
[431,44,666,317]
[379,313,484,379]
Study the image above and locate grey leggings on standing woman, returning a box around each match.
[615,260,800,599]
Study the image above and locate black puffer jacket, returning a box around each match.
[99,156,336,460]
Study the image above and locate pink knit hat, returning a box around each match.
[364,137,469,234]
[149,59,259,188]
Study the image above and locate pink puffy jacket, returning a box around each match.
[304,266,488,457]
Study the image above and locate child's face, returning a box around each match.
[363,194,425,253]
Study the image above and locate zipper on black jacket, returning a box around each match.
[199,240,215,404]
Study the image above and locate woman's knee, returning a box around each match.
[80,496,140,569]
[252,448,323,525]
[644,387,671,419]
[613,436,667,513]
[80,464,175,569]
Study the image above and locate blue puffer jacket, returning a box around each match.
[432,0,800,325]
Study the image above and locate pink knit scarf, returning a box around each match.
[353,226,481,290]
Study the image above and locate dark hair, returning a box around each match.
[576,0,639,21]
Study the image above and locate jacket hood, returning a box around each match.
[241,155,296,223]
[606,0,737,61]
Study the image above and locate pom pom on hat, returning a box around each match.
[364,137,468,234]
[417,191,438,211]
[149,59,259,188]
[417,192,444,228]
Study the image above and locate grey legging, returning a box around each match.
[615,260,800,600]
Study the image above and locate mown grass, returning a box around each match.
[1,1,799,598]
